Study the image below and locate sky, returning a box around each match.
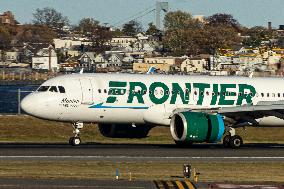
[1,0,284,29]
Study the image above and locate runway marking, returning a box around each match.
[0,156,283,160]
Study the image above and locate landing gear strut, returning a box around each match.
[69,122,84,146]
[223,127,243,149]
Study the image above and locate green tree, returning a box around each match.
[163,11,203,56]
[206,13,240,31]
[32,7,69,28]
[164,11,202,30]
[202,25,241,53]
[122,20,142,36]
[76,18,99,35]
[242,26,277,47]
[91,26,113,53]
[146,22,159,35]
[0,26,12,50]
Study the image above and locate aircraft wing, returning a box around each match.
[173,101,284,127]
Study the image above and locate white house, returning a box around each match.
[110,36,137,47]
[32,46,58,71]
[180,58,206,73]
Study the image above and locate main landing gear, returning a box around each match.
[223,127,243,149]
[69,122,84,146]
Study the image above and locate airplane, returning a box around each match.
[20,73,284,148]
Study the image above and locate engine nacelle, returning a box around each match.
[98,124,152,138]
[170,112,225,143]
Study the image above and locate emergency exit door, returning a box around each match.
[79,78,93,104]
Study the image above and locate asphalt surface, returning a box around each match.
[0,178,157,189]
[0,143,283,161]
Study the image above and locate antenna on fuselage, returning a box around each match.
[79,68,84,74]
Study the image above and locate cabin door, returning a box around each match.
[79,78,93,104]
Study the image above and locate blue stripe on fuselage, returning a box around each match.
[89,103,149,109]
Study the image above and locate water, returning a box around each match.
[0,85,39,113]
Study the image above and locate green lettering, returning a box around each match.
[170,83,191,104]
[127,82,147,104]
[236,84,256,105]
[218,84,236,105]
[106,81,127,103]
[193,83,210,105]
[210,84,218,105]
[149,82,169,104]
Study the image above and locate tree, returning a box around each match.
[0,26,12,50]
[162,11,204,56]
[242,26,277,47]
[91,26,113,53]
[17,24,56,44]
[122,20,142,36]
[76,18,99,35]
[146,22,159,35]
[164,11,202,31]
[202,25,241,54]
[32,7,69,28]
[206,13,240,31]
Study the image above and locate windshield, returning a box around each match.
[37,86,50,92]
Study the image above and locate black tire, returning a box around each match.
[229,135,243,149]
[223,135,231,148]
[69,137,74,145]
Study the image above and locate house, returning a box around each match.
[32,45,58,72]
[133,56,183,73]
[180,58,207,73]
[53,38,82,49]
[53,38,92,49]
[110,36,137,47]
[5,50,20,63]
[78,52,96,72]
[0,11,18,25]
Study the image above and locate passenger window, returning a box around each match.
[37,86,50,92]
[104,89,107,93]
[49,86,58,92]
[261,93,264,97]
[98,89,101,93]
[267,93,269,97]
[58,86,65,93]
[278,93,281,97]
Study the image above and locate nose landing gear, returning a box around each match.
[223,127,243,149]
[69,122,84,146]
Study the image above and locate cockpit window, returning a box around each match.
[37,86,50,92]
[49,86,58,92]
[58,86,65,93]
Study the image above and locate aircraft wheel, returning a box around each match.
[69,137,81,146]
[223,135,231,148]
[229,135,243,149]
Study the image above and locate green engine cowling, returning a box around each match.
[170,112,225,143]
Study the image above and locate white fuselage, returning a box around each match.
[21,73,284,126]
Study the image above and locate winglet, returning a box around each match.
[147,67,156,74]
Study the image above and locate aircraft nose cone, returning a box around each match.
[20,95,35,115]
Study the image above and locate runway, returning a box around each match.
[0,143,283,161]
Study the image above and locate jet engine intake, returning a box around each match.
[170,112,225,143]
